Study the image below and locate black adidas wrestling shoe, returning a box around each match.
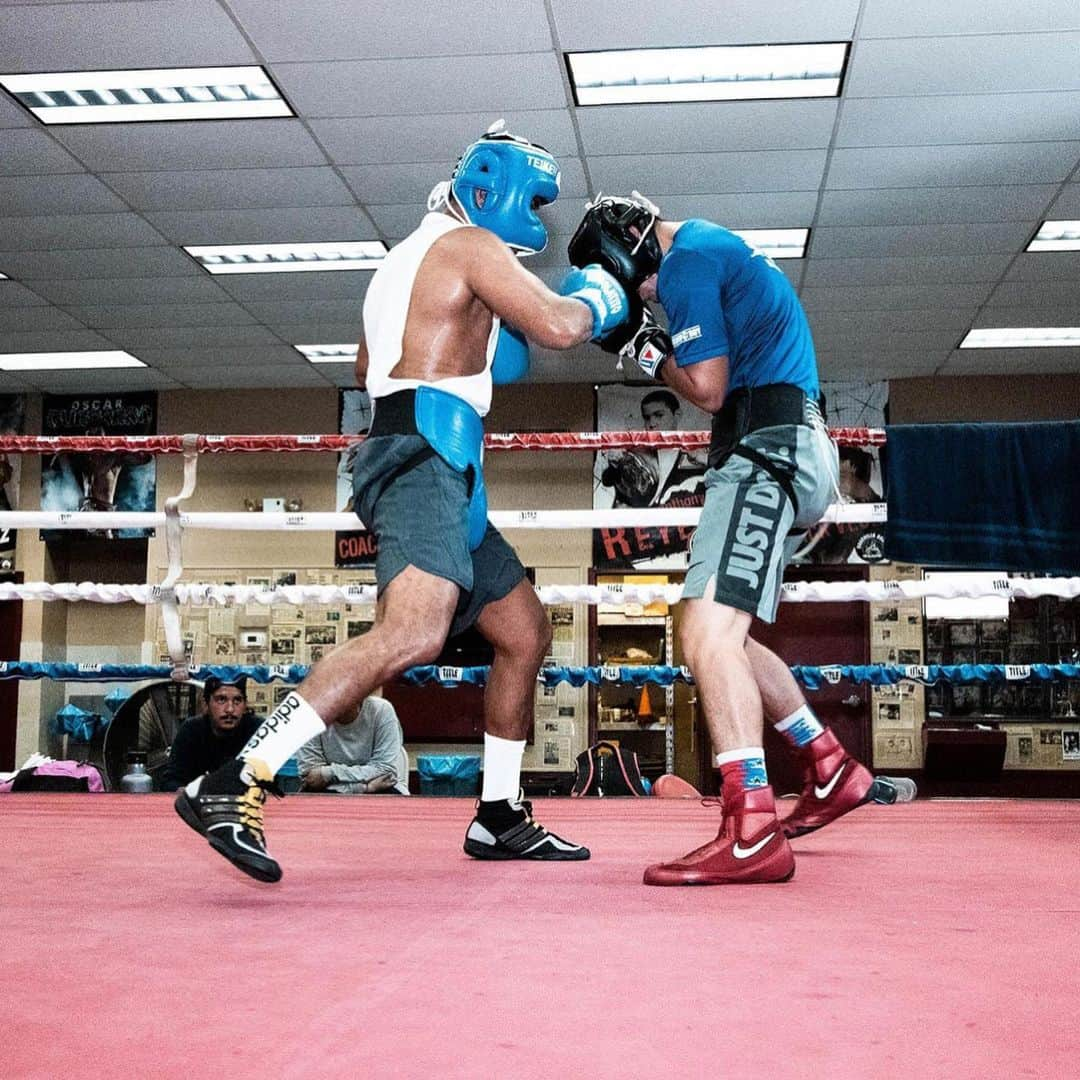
[174,757,284,883]
[464,794,590,861]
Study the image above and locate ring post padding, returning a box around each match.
[162,433,200,679]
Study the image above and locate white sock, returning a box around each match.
[774,704,825,748]
[714,746,766,769]
[480,733,526,802]
[239,691,327,777]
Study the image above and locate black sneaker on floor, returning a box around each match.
[174,757,284,883]
[464,795,589,861]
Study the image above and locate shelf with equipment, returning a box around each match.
[589,573,676,774]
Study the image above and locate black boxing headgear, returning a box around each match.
[567,192,664,288]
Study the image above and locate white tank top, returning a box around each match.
[362,212,499,417]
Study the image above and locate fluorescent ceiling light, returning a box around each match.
[0,273,8,280]
[567,43,848,105]
[297,344,358,363]
[732,228,808,259]
[186,242,387,274]
[1026,220,1080,252]
[0,351,145,371]
[0,66,293,124]
[960,328,1080,348]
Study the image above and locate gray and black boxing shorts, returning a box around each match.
[682,385,839,623]
[351,413,526,638]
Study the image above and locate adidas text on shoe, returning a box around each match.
[174,757,283,883]
[464,797,589,861]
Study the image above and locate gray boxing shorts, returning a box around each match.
[682,401,839,622]
[351,432,526,637]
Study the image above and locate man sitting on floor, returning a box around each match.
[159,677,260,792]
[297,695,409,795]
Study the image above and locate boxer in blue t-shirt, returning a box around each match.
[570,195,913,886]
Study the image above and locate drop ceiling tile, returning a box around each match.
[972,306,1080,327]
[144,205,376,245]
[240,299,361,324]
[66,302,258,329]
[0,281,51,307]
[0,306,87,332]
[310,110,578,165]
[938,348,1080,376]
[267,323,361,345]
[655,192,820,226]
[51,121,327,173]
[1045,184,1080,219]
[1006,252,1080,281]
[802,254,1013,286]
[214,273,372,302]
[808,308,977,333]
[576,99,839,155]
[0,247,196,280]
[837,92,1080,146]
[0,328,116,352]
[810,222,1034,258]
[983,281,1080,308]
[801,283,993,310]
[817,185,1057,226]
[858,1,1080,36]
[231,0,553,60]
[590,150,829,195]
[0,173,132,216]
[0,130,83,176]
[846,33,1080,96]
[27,276,230,306]
[826,143,1080,188]
[135,345,305,369]
[273,54,566,117]
[0,91,32,129]
[550,0,860,48]
[29,369,183,393]
[105,325,283,350]
[0,0,255,71]
[0,213,166,252]
[103,166,355,212]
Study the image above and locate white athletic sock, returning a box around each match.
[773,704,825,748]
[238,691,326,778]
[480,733,526,802]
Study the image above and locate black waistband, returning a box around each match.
[369,390,421,438]
[709,384,808,465]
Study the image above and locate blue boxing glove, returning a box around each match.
[559,264,635,342]
[491,324,529,385]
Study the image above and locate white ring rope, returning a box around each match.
[0,502,887,532]
[3,576,1078,607]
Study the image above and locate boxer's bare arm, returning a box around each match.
[458,227,594,348]
[354,336,369,389]
[662,354,730,414]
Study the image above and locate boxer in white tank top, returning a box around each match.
[175,124,637,880]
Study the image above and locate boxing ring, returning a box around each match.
[2,428,1079,1079]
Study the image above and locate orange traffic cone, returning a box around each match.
[636,685,654,726]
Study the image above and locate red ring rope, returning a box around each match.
[0,427,885,454]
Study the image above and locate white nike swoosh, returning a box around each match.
[814,763,846,800]
[732,832,776,860]
[208,822,266,858]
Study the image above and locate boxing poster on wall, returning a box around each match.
[0,395,26,572]
[798,380,888,565]
[40,392,157,541]
[334,389,375,568]
[593,385,711,570]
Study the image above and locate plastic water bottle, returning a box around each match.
[869,776,918,804]
[120,751,154,793]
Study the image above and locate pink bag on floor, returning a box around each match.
[0,760,105,793]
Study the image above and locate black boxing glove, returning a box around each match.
[595,287,644,355]
[614,306,672,379]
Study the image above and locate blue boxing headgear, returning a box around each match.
[449,122,561,255]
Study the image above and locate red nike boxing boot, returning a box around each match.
[643,785,794,886]
[780,728,874,838]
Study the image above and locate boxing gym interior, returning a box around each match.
[2,2,1079,1077]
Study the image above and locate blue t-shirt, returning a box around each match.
[657,220,819,399]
